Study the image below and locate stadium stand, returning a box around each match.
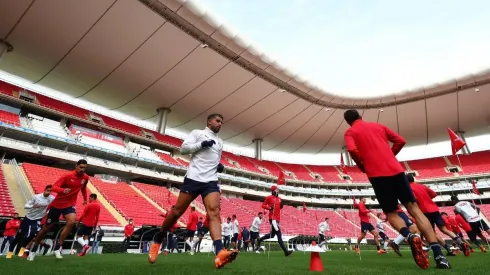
[21,163,119,225]
[346,166,369,183]
[0,165,16,216]
[0,109,20,126]
[221,151,267,175]
[278,162,318,182]
[408,157,450,179]
[448,151,490,175]
[0,81,16,96]
[26,114,71,139]
[305,165,341,182]
[90,178,163,226]
[36,94,89,120]
[156,151,182,166]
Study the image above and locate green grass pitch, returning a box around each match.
[1,250,488,275]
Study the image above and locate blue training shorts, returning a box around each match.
[181,177,220,199]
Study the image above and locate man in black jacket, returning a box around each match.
[91,226,104,254]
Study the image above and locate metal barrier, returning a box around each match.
[8,158,34,201]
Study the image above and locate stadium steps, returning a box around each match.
[302,165,322,182]
[402,161,411,171]
[442,157,452,166]
[1,164,26,216]
[128,184,185,226]
[87,180,127,226]
[18,167,35,195]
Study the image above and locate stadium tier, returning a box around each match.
[407,157,450,179]
[305,165,341,182]
[90,178,163,226]
[447,151,490,175]
[278,162,318,182]
[221,151,267,175]
[0,109,20,126]
[0,165,16,216]
[21,163,119,226]
[156,152,183,166]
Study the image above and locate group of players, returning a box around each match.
[2,111,489,272]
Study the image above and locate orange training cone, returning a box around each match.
[309,241,324,272]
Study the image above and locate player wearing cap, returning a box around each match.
[255,185,292,257]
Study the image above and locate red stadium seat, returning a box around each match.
[0,109,20,126]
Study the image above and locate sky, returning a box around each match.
[1,0,490,165]
[197,0,490,98]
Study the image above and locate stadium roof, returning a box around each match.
[1,0,490,155]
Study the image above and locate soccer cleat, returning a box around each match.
[27,253,35,261]
[21,251,29,259]
[54,250,63,259]
[78,245,90,257]
[285,250,293,257]
[190,250,195,256]
[148,242,161,264]
[408,234,430,270]
[377,249,387,254]
[6,252,13,259]
[355,247,360,255]
[460,242,470,257]
[215,249,239,269]
[480,245,486,253]
[389,241,402,257]
[17,247,25,257]
[435,255,451,269]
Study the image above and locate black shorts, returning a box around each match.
[369,172,416,214]
[361,222,374,233]
[398,212,414,227]
[250,231,259,239]
[78,224,94,236]
[180,177,220,199]
[319,234,326,242]
[379,232,388,241]
[19,218,41,238]
[469,220,490,234]
[465,230,477,241]
[424,212,445,228]
[185,229,195,238]
[46,206,76,225]
[198,227,209,237]
[231,233,239,242]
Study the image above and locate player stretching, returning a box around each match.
[451,196,490,249]
[6,185,54,259]
[250,212,263,251]
[318,218,330,250]
[185,206,198,255]
[77,194,100,256]
[353,198,383,254]
[453,210,487,252]
[255,185,292,257]
[28,159,89,261]
[147,114,238,269]
[408,175,469,257]
[344,110,450,269]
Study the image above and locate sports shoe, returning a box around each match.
[355,247,360,255]
[42,244,51,256]
[408,234,429,269]
[27,253,35,261]
[480,245,486,253]
[460,242,470,257]
[78,245,90,257]
[190,250,195,256]
[21,251,29,259]
[148,242,161,264]
[285,250,293,257]
[54,250,63,259]
[389,241,402,257]
[446,251,456,256]
[6,252,13,259]
[377,249,387,254]
[17,247,25,257]
[215,249,239,269]
[435,255,451,269]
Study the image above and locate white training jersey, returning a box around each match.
[181,127,223,183]
[222,222,232,236]
[376,221,385,233]
[251,217,262,232]
[232,219,239,234]
[318,221,330,234]
[24,193,55,220]
[455,201,481,223]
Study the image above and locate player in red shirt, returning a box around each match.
[255,185,292,257]
[194,215,210,253]
[122,219,135,252]
[0,213,21,256]
[28,159,89,261]
[77,193,101,256]
[453,211,487,253]
[408,174,470,258]
[343,110,449,269]
[352,198,382,254]
[185,207,199,255]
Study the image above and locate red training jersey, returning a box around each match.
[50,171,89,209]
[441,216,454,231]
[187,212,199,231]
[124,224,135,237]
[262,195,282,222]
[80,201,101,227]
[409,182,439,213]
[447,216,461,233]
[4,219,21,237]
[455,214,472,232]
[344,120,406,178]
[354,201,371,223]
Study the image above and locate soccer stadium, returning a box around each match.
[0,0,490,274]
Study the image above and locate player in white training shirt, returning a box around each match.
[376,213,391,253]
[250,212,263,251]
[451,196,490,237]
[222,217,233,249]
[231,215,240,249]
[318,218,330,250]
